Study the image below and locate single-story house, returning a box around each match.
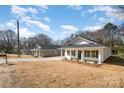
[59,36,111,64]
[21,45,61,57]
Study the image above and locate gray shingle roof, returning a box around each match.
[30,45,61,50]
[60,36,108,49]
[60,44,106,49]
[41,45,61,49]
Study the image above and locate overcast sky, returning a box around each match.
[0,5,124,40]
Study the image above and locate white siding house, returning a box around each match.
[21,45,61,57]
[60,36,111,64]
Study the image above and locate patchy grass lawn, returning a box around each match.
[0,60,124,88]
[113,46,124,59]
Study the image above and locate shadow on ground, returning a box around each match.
[104,56,124,66]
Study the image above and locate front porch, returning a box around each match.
[60,48,103,64]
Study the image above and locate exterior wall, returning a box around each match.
[61,49,65,56]
[64,49,77,60]
[62,36,111,64]
[42,49,60,57]
[64,48,99,62]
[22,49,60,57]
[82,49,99,62]
[98,49,104,64]
[64,49,71,60]
[20,50,31,55]
[63,47,111,64]
[102,47,111,62]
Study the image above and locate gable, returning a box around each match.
[72,38,89,45]
[68,36,97,46]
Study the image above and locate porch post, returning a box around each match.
[70,50,71,56]
[81,50,84,61]
[98,50,102,64]
[65,49,67,59]
[39,50,40,57]
[61,49,63,57]
[41,50,42,56]
[36,50,37,56]
[37,50,39,56]
[75,50,78,59]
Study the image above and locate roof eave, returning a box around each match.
[59,46,108,49]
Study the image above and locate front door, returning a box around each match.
[78,51,82,60]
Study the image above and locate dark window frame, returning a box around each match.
[67,50,70,56]
[71,50,76,56]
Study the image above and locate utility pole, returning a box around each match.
[17,20,20,57]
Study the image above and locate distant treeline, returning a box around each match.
[0,22,124,53]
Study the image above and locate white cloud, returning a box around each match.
[68,5,82,11]
[87,6,116,13]
[98,17,104,21]
[68,5,86,18]
[83,25,103,31]
[87,5,124,20]
[27,7,38,14]
[81,11,86,17]
[36,21,51,32]
[0,24,4,30]
[60,25,79,36]
[11,5,38,16]
[36,5,48,13]
[37,5,48,10]
[59,25,79,39]
[0,20,17,31]
[61,25,79,32]
[6,20,16,29]
[22,17,51,32]
[0,21,35,38]
[11,6,51,32]
[11,5,28,17]
[44,17,51,23]
[19,28,35,38]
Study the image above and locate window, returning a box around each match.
[67,50,70,56]
[84,50,90,57]
[84,50,98,58]
[71,50,75,56]
[91,50,98,58]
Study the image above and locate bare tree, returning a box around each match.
[0,29,17,53]
[33,34,53,46]
[104,22,118,48]
[22,33,54,49]
[61,23,121,47]
[20,37,28,50]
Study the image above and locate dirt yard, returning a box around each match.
[0,60,124,88]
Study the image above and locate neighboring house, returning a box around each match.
[59,36,111,64]
[21,45,61,57]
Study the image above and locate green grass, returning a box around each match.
[113,46,124,59]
